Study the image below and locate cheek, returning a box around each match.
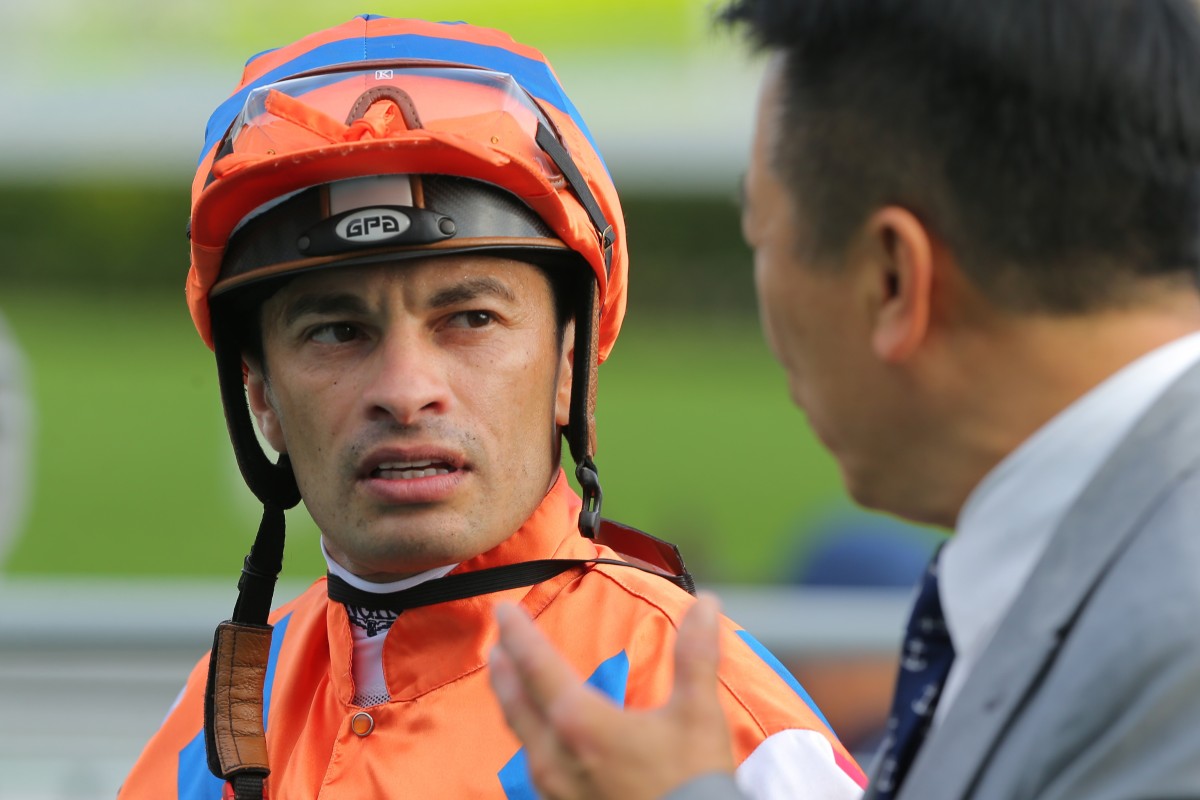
[500,344,562,453]
[460,347,549,429]
[754,258,800,363]
[752,248,774,299]
[272,380,344,457]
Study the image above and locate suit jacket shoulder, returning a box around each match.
[891,359,1200,800]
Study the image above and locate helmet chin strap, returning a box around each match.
[535,120,611,540]
[203,327,301,800]
[565,276,604,537]
[213,329,302,510]
[212,326,303,628]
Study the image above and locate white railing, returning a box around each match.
[0,577,908,800]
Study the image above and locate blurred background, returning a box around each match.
[0,1,940,796]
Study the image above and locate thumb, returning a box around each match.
[669,592,723,715]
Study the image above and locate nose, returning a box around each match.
[360,327,450,426]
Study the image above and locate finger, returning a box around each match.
[668,592,723,715]
[494,601,586,712]
[668,593,735,776]
[494,604,628,763]
[489,645,543,734]
[490,646,584,799]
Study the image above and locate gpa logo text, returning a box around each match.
[348,215,400,237]
[336,208,412,243]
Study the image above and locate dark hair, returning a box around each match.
[721,0,1200,312]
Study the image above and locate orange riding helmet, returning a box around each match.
[189,15,628,528]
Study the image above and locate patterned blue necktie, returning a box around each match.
[874,550,955,799]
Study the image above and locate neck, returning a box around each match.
[905,292,1200,528]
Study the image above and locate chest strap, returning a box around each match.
[327,554,692,612]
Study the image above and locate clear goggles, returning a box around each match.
[215,65,562,178]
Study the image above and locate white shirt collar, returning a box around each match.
[320,536,457,594]
[936,330,1200,720]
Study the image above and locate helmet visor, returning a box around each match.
[217,65,560,178]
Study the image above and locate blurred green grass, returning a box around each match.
[1,289,846,583]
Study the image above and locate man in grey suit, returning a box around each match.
[487,0,1200,797]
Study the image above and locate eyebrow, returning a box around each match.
[427,276,519,308]
[279,292,371,327]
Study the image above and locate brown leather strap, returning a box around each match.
[205,621,272,777]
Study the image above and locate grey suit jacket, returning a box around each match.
[671,359,1200,800]
[872,358,1200,800]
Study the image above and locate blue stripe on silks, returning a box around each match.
[581,650,631,706]
[262,612,291,726]
[498,650,631,799]
[736,630,833,731]
[177,732,224,800]
[497,748,536,800]
[175,613,293,798]
[200,29,605,174]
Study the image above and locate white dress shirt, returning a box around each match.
[935,330,1200,725]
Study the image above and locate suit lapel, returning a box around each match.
[890,360,1200,800]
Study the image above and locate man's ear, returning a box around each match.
[866,206,934,363]
[245,360,288,454]
[554,319,575,428]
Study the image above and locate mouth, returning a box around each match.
[358,447,467,481]
[372,459,457,480]
[357,448,468,504]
